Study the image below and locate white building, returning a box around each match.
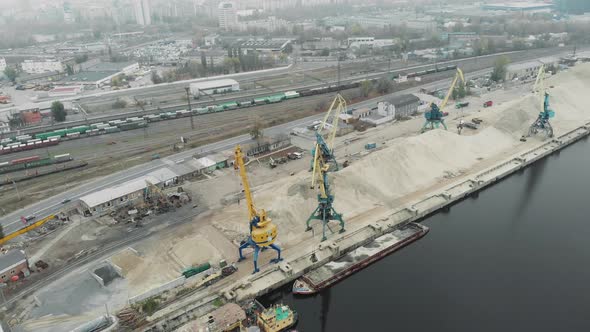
[218,2,238,30]
[0,58,6,72]
[239,16,291,32]
[134,0,152,26]
[21,59,64,74]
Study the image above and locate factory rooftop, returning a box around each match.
[79,168,178,208]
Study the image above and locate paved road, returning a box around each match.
[0,46,582,234]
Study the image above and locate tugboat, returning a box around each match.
[257,304,298,332]
[243,300,298,332]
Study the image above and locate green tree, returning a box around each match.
[112,99,127,108]
[360,80,372,97]
[151,71,163,84]
[4,67,17,83]
[376,77,393,94]
[8,114,23,128]
[51,101,67,122]
[74,54,88,64]
[249,116,264,141]
[490,56,510,82]
[65,64,74,75]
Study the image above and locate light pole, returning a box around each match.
[185,87,194,130]
[0,282,6,305]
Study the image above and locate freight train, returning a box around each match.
[0,153,72,174]
[2,64,458,148]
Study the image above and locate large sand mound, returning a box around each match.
[212,63,590,247]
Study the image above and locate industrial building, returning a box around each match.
[0,249,29,282]
[21,59,64,74]
[189,79,240,98]
[482,2,554,12]
[79,168,178,216]
[236,39,292,56]
[58,62,139,88]
[505,56,560,81]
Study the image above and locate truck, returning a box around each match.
[455,101,470,109]
[483,100,493,108]
[365,142,377,150]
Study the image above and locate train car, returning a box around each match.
[54,153,72,163]
[284,91,300,99]
[268,93,286,103]
[219,102,238,110]
[176,109,191,117]
[66,132,81,139]
[104,126,120,134]
[11,155,41,165]
[426,68,436,74]
[253,96,269,105]
[237,100,254,107]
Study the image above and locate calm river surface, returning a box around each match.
[261,136,590,332]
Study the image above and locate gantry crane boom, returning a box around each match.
[235,145,268,226]
[234,145,282,273]
[311,94,346,188]
[440,68,465,110]
[307,94,346,241]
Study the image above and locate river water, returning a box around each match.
[261,136,590,332]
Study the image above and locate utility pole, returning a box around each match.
[185,87,194,130]
[11,180,20,201]
[337,54,341,92]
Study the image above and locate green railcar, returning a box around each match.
[182,262,211,278]
[219,101,238,110]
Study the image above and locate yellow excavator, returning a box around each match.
[234,145,282,273]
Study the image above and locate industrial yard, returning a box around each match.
[5,57,590,331]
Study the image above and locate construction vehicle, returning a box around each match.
[365,142,377,150]
[0,215,56,245]
[422,68,465,132]
[527,65,555,138]
[306,94,346,241]
[234,145,282,273]
[483,100,493,108]
[144,180,172,212]
[455,101,469,109]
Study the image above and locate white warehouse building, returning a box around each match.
[189,79,239,99]
[21,59,64,74]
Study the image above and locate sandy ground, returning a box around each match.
[15,63,590,332]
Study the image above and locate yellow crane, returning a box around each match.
[307,94,346,241]
[422,68,465,132]
[234,145,282,273]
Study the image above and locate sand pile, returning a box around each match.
[211,63,590,248]
[331,127,516,205]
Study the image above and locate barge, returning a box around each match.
[292,222,429,295]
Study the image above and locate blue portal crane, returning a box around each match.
[234,145,282,273]
[422,68,465,133]
[306,94,346,241]
[528,65,555,138]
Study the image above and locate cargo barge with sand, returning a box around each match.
[292,222,428,295]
